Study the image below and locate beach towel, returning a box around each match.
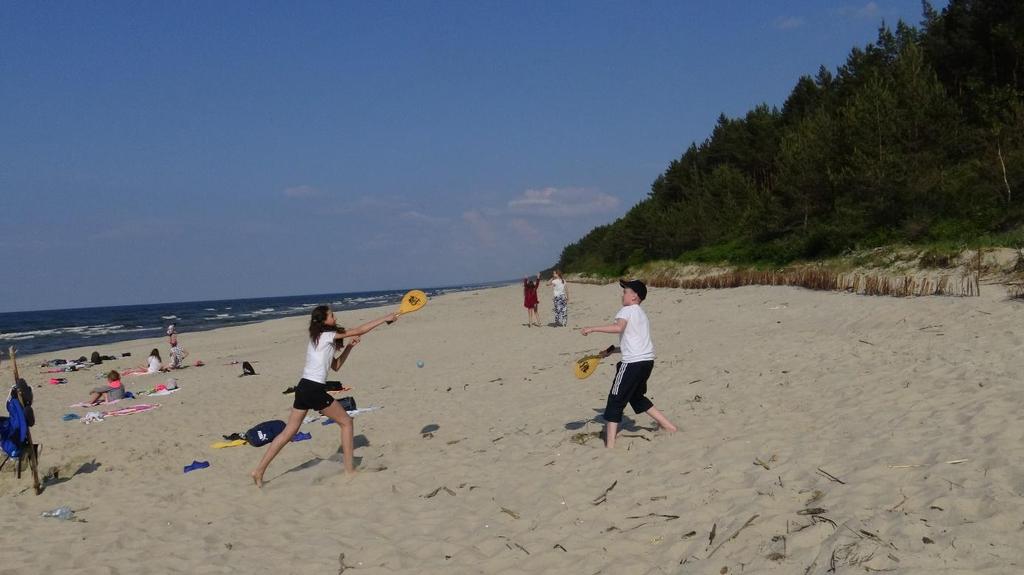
[103,403,160,417]
[210,439,248,449]
[120,367,152,377]
[319,406,382,424]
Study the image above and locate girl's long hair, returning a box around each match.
[309,305,343,347]
[149,349,161,361]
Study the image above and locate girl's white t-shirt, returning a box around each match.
[615,305,655,363]
[147,355,161,373]
[302,331,337,383]
[551,278,566,297]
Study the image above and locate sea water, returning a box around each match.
[0,282,506,357]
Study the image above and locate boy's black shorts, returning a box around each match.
[293,378,335,411]
[603,360,655,423]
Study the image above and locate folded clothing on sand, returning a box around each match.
[183,460,210,473]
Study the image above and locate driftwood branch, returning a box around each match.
[817,467,846,484]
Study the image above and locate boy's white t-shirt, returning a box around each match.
[551,278,566,297]
[615,304,655,363]
[302,332,337,383]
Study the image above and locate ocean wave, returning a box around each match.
[161,315,179,320]
[81,326,158,337]
[0,329,64,340]
[0,323,163,340]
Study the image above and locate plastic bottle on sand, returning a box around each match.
[41,506,74,520]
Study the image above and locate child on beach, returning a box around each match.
[86,370,125,405]
[580,279,677,448]
[169,333,189,369]
[147,349,168,373]
[250,305,399,487]
[523,274,541,326]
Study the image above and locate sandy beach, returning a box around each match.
[2,282,1023,574]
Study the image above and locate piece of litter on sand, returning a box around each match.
[887,459,968,469]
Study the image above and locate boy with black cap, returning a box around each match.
[581,279,677,448]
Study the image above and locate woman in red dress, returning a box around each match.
[523,274,541,326]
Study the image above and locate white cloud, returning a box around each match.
[399,210,449,226]
[283,185,320,198]
[328,195,414,216]
[840,2,880,19]
[506,187,619,217]
[774,16,804,30]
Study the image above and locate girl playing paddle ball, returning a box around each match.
[251,305,398,487]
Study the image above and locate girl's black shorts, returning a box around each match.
[293,378,335,411]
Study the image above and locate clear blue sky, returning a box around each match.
[0,1,942,312]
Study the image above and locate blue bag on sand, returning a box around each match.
[244,420,286,447]
[1,397,29,458]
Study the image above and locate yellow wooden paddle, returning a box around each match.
[574,355,603,379]
[574,346,616,379]
[398,290,428,315]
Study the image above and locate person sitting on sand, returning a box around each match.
[581,279,677,448]
[147,349,168,374]
[250,305,399,487]
[86,370,125,405]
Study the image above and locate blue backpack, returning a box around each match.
[244,420,286,447]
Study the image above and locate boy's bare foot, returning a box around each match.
[250,470,263,488]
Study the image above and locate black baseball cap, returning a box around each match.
[619,279,647,302]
